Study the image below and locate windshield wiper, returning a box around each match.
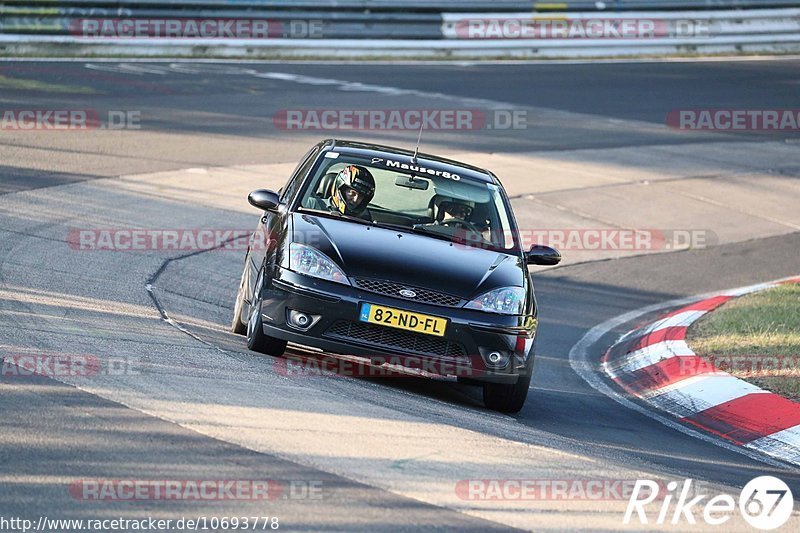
[409,224,499,250]
[369,220,412,232]
[407,224,464,244]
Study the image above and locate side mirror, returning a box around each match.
[248,189,280,211]
[525,244,561,266]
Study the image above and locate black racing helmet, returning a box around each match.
[439,198,475,220]
[330,164,376,216]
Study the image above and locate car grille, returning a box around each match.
[324,320,467,360]
[353,278,462,308]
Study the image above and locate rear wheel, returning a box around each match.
[246,269,287,357]
[482,359,533,413]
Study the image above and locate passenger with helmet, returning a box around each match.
[438,198,475,223]
[421,195,492,244]
[308,164,376,220]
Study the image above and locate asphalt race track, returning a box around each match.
[1,58,800,531]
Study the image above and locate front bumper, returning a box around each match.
[257,269,537,384]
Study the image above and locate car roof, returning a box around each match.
[318,139,498,185]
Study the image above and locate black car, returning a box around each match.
[232,139,560,412]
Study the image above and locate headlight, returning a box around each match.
[464,287,525,315]
[289,243,349,285]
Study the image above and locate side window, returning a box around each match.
[280,147,319,203]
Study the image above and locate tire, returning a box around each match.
[231,265,248,335]
[245,268,287,357]
[482,359,533,413]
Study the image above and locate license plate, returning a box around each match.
[359,303,447,337]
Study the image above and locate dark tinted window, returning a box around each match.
[280,146,319,203]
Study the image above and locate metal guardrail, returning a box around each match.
[0,2,798,56]
[3,1,800,37]
[3,0,800,12]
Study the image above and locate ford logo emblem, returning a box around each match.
[399,289,417,298]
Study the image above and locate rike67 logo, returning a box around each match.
[624,476,794,530]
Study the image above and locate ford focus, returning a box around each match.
[232,139,560,412]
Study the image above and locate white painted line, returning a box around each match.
[645,375,767,417]
[604,339,694,376]
[638,310,708,333]
[722,281,780,297]
[638,372,735,400]
[746,425,800,465]
[83,62,520,111]
[248,70,511,109]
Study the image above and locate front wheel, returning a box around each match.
[246,269,287,357]
[482,361,533,413]
[231,265,248,335]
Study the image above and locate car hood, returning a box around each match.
[291,213,525,299]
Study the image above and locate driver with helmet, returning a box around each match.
[313,164,376,220]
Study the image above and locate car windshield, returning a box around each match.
[296,153,519,252]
